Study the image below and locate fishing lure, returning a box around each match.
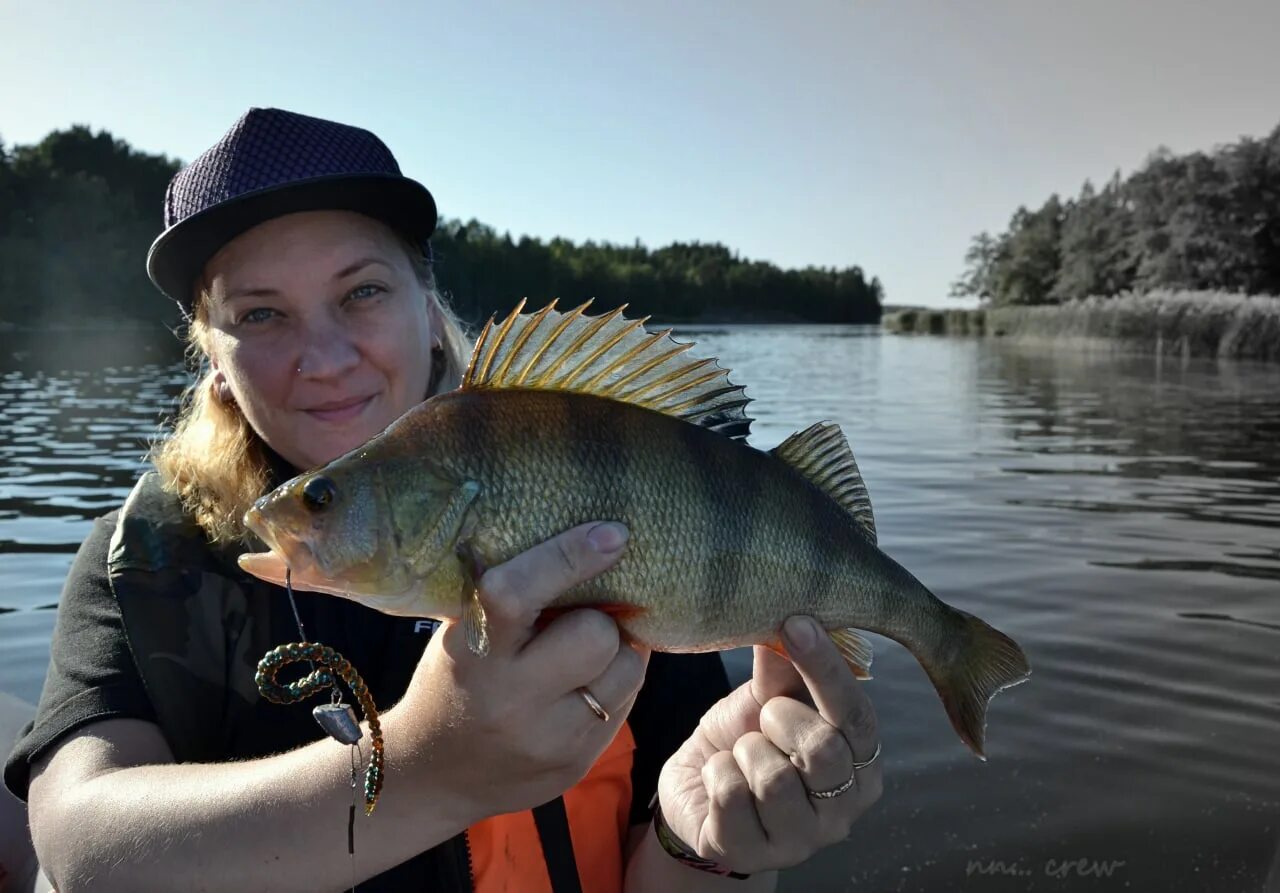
[255,568,385,816]
[255,641,385,814]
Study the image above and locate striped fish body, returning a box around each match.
[241,300,1030,757]
[401,386,914,652]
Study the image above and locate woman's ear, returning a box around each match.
[211,367,234,405]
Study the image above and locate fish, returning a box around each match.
[238,299,1031,757]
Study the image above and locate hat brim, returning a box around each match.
[146,173,437,312]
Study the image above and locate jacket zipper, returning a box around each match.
[445,829,474,892]
[462,829,475,890]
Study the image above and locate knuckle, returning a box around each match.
[567,611,619,668]
[704,754,745,806]
[731,731,765,766]
[580,608,620,644]
[479,565,516,605]
[616,641,646,683]
[758,697,787,730]
[758,761,794,801]
[554,537,580,576]
[843,703,877,741]
[803,726,851,773]
[709,774,741,809]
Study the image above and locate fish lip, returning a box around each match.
[243,505,322,576]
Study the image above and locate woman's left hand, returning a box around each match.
[656,615,883,876]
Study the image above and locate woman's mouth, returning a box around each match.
[303,394,376,423]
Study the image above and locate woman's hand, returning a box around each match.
[656,616,882,875]
[389,521,650,822]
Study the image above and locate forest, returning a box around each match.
[0,126,883,328]
[951,122,1280,305]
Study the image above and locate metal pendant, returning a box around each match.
[313,702,363,745]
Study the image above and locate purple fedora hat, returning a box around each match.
[146,107,437,314]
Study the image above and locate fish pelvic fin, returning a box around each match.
[829,628,874,680]
[762,627,872,679]
[771,422,876,544]
[462,299,753,440]
[924,610,1031,759]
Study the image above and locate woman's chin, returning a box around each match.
[294,417,392,466]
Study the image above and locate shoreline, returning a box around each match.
[883,291,1280,363]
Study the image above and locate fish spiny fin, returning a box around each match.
[771,422,877,544]
[829,628,874,680]
[463,300,753,440]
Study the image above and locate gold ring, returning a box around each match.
[578,687,609,722]
[807,741,881,800]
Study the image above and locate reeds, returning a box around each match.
[883,291,1280,362]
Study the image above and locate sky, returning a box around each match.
[3,0,1279,308]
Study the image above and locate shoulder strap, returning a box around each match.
[107,471,274,762]
[532,797,584,893]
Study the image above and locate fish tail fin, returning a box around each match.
[922,609,1031,760]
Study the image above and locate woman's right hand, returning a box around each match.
[388,520,649,821]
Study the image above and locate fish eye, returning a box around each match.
[302,476,337,512]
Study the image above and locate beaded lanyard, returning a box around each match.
[254,568,386,890]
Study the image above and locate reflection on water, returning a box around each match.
[2,327,1278,891]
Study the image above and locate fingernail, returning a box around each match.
[783,616,816,654]
[587,522,629,553]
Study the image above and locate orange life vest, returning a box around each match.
[467,721,637,893]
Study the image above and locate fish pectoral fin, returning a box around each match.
[829,628,874,680]
[457,538,490,657]
[771,422,877,545]
[462,585,490,657]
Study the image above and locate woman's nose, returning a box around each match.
[295,318,361,379]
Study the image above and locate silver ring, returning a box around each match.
[807,741,881,800]
[578,687,609,722]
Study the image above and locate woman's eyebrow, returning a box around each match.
[333,257,392,279]
[221,257,391,302]
[223,285,281,303]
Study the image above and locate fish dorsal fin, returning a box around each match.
[771,422,877,544]
[464,298,753,440]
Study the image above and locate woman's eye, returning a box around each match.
[347,283,386,304]
[239,307,278,325]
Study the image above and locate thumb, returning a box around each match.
[472,521,630,653]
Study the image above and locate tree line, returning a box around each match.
[951,122,1280,305]
[0,126,883,328]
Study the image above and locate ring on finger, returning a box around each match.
[578,686,609,722]
[805,741,881,800]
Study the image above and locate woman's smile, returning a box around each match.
[302,393,378,424]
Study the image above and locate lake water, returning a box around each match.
[2,326,1278,892]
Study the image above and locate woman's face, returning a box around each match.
[202,210,436,471]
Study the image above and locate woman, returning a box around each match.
[3,108,882,892]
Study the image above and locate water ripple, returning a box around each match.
[2,327,1279,891]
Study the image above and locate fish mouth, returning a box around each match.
[240,505,330,592]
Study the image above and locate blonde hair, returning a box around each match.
[149,243,473,546]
